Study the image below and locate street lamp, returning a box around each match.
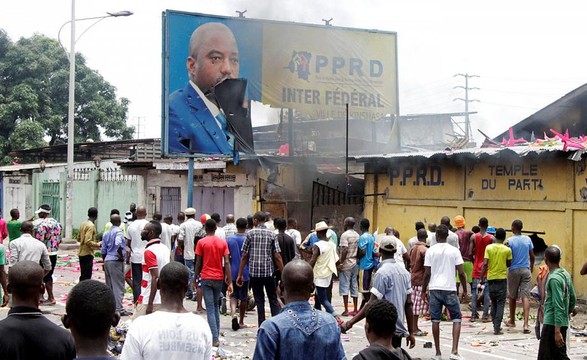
[61,0,132,240]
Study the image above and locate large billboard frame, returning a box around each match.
[161,10,400,159]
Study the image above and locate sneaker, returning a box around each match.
[449,354,464,360]
[494,329,503,335]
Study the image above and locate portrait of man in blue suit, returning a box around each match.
[168,22,241,156]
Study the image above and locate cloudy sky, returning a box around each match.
[3,0,587,144]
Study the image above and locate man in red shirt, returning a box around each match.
[469,218,494,322]
[195,219,232,347]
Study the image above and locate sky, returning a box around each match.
[3,0,587,145]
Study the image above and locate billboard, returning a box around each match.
[162,10,398,158]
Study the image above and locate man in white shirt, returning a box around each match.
[178,208,203,304]
[422,224,468,360]
[121,261,212,360]
[9,221,51,273]
[428,216,459,249]
[211,213,226,240]
[377,227,409,266]
[134,221,170,317]
[407,221,427,252]
[223,214,237,238]
[125,206,149,303]
[286,218,302,247]
[152,213,172,250]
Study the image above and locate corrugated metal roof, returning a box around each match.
[0,162,67,172]
[354,145,579,161]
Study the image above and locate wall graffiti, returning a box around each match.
[389,166,443,186]
[481,164,543,191]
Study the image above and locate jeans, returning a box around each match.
[429,290,462,322]
[488,279,507,332]
[471,277,489,319]
[315,286,337,316]
[250,276,280,326]
[201,279,224,343]
[79,255,94,281]
[131,262,143,303]
[185,259,195,297]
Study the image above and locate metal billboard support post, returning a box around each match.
[187,158,194,208]
[288,108,293,156]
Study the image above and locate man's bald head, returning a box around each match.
[225,214,235,224]
[188,22,239,92]
[136,206,147,219]
[344,217,355,230]
[282,260,314,302]
[8,261,44,302]
[545,246,561,265]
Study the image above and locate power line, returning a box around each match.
[453,73,479,142]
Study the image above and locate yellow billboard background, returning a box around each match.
[261,23,397,121]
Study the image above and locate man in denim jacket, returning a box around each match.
[253,260,346,360]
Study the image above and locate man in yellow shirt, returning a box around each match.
[481,228,512,335]
[78,207,101,281]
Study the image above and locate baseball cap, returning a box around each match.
[487,226,496,235]
[379,236,397,252]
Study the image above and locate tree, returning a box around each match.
[0,29,134,163]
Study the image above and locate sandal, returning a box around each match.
[504,320,516,327]
[523,328,531,334]
[415,330,428,336]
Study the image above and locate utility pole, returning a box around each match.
[453,73,479,142]
[322,18,333,26]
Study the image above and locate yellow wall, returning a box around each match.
[364,155,587,298]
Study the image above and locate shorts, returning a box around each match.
[358,268,373,293]
[429,290,462,322]
[339,264,359,297]
[230,280,249,301]
[455,261,473,283]
[507,268,531,300]
[411,286,429,315]
[43,255,57,283]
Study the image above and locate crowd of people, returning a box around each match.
[0,204,584,360]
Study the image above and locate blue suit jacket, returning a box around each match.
[168,83,233,156]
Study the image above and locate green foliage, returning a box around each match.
[72,227,80,240]
[0,29,134,163]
